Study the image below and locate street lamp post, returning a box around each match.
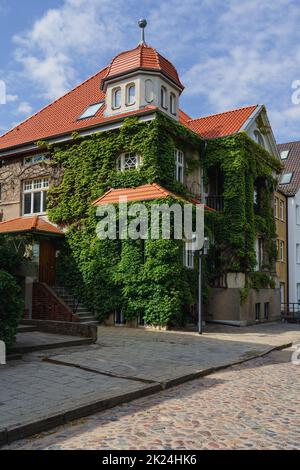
[198,237,209,335]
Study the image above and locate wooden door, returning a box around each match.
[39,240,56,285]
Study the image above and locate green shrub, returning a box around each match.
[0,270,24,348]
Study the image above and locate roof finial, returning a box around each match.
[138,18,147,45]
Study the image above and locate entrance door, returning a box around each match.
[39,240,56,285]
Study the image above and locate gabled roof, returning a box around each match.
[187,105,258,139]
[92,182,215,211]
[0,216,64,236]
[277,141,300,196]
[101,44,184,91]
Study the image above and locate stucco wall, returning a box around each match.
[288,191,300,303]
[207,287,281,326]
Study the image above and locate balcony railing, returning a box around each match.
[205,195,224,212]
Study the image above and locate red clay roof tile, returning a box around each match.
[0,216,64,235]
[102,44,184,90]
[186,105,258,139]
[92,183,214,211]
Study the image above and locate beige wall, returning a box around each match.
[274,191,288,304]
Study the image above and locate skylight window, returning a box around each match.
[280,150,290,160]
[280,172,293,184]
[78,102,104,120]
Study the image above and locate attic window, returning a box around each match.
[78,102,104,120]
[280,150,290,160]
[281,172,293,184]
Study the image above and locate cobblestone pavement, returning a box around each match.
[5,348,300,450]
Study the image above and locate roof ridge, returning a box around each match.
[0,65,108,141]
[189,104,258,123]
[31,215,39,229]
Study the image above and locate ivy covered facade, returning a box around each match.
[0,39,283,328]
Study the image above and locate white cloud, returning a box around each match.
[15,101,33,115]
[13,0,131,100]
[6,94,18,103]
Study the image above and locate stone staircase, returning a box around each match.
[52,286,98,325]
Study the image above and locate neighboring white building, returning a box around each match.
[278,141,300,305]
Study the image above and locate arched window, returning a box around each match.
[126,84,135,106]
[116,153,141,172]
[112,87,121,109]
[254,130,265,148]
[145,79,154,103]
[161,86,167,109]
[170,93,176,115]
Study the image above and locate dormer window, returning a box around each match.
[126,84,135,106]
[117,153,141,172]
[112,87,121,109]
[174,149,184,183]
[170,93,176,115]
[161,86,167,109]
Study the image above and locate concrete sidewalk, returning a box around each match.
[0,322,299,446]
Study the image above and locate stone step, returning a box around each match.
[17,325,37,333]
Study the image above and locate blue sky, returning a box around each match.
[1,0,300,143]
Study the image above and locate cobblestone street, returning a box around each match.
[5,347,300,450]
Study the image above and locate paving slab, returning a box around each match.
[0,322,299,446]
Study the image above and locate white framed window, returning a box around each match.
[23,178,49,215]
[24,154,49,166]
[254,130,265,148]
[297,283,300,303]
[170,93,176,115]
[274,197,278,218]
[78,102,104,119]
[112,87,121,109]
[280,240,285,262]
[116,153,141,172]
[126,83,135,106]
[161,86,167,109]
[115,310,126,326]
[174,149,184,183]
[145,79,154,103]
[281,172,293,184]
[183,243,194,269]
[296,205,300,225]
[280,150,289,160]
[279,200,284,221]
[297,244,300,264]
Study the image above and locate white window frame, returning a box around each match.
[170,93,176,115]
[116,153,141,172]
[126,83,135,106]
[296,205,300,225]
[297,244,300,264]
[23,177,49,216]
[297,283,300,303]
[112,87,121,109]
[280,150,289,160]
[115,310,126,326]
[78,102,104,120]
[280,240,284,262]
[174,149,184,183]
[161,86,167,109]
[279,200,284,221]
[281,172,293,184]
[24,154,49,166]
[145,79,154,103]
[183,242,194,269]
[274,197,278,218]
[254,130,265,148]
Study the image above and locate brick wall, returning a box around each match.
[32,282,79,322]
